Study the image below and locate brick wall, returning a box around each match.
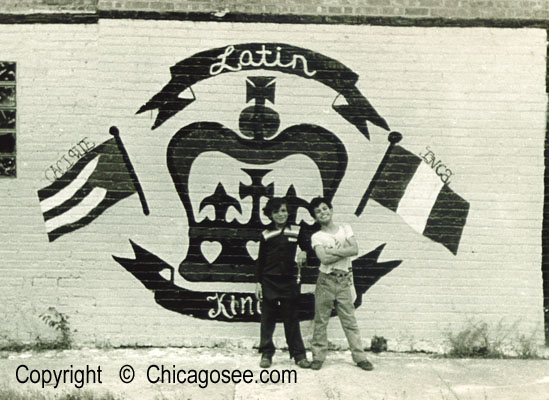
[99,0,548,19]
[0,0,96,13]
[0,0,546,19]
[0,17,545,351]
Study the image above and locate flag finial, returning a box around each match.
[389,131,402,144]
[109,126,120,137]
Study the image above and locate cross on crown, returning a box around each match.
[239,76,280,140]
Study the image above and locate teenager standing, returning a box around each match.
[308,196,373,371]
[255,197,311,369]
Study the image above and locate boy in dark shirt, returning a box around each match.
[255,197,311,369]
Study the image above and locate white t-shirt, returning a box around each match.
[311,224,354,274]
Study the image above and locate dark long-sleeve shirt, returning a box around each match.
[255,224,308,299]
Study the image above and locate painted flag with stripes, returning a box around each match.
[370,145,469,255]
[38,137,138,242]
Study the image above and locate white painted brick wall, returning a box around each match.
[0,20,545,352]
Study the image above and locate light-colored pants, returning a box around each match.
[312,271,368,364]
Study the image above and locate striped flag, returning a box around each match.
[370,145,469,255]
[38,137,139,242]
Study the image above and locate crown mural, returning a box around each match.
[38,42,469,322]
[167,76,348,283]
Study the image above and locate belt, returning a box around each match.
[327,270,350,278]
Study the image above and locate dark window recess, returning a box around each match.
[0,133,15,153]
[0,61,15,178]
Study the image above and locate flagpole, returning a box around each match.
[354,131,402,217]
[109,126,150,216]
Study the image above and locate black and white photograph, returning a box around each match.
[0,1,548,399]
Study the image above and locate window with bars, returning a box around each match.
[0,62,15,177]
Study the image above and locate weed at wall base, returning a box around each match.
[38,307,74,350]
[445,321,501,358]
[445,319,542,359]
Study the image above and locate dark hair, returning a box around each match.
[308,196,332,217]
[263,197,289,219]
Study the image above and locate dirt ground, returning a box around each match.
[1,347,548,400]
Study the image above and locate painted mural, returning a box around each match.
[37,43,469,322]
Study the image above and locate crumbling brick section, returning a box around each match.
[0,0,97,13]
[0,0,546,19]
[94,0,547,20]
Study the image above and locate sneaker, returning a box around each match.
[357,359,374,371]
[310,360,323,370]
[259,355,272,368]
[295,358,311,368]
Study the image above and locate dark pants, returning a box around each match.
[258,295,306,361]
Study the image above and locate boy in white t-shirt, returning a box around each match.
[308,197,373,371]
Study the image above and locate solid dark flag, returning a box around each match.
[370,145,469,255]
[38,137,138,242]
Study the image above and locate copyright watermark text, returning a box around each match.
[15,363,297,389]
[16,364,103,389]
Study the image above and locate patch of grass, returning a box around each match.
[0,336,32,352]
[58,390,124,400]
[0,387,124,400]
[0,386,48,400]
[445,321,504,358]
[513,332,540,359]
[1,307,75,352]
[445,320,543,359]
[0,337,66,352]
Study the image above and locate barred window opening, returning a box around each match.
[0,61,16,178]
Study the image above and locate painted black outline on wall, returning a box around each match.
[122,43,468,321]
[114,240,401,322]
[115,42,403,321]
[136,42,390,137]
[167,121,348,283]
[36,42,470,323]
[37,127,149,242]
